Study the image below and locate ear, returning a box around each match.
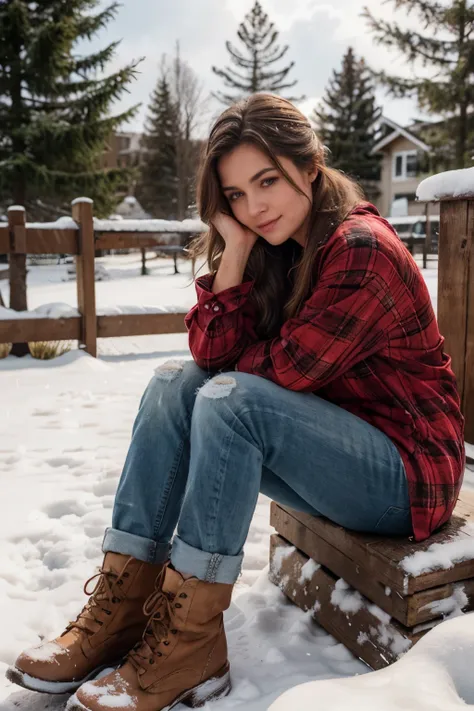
[308,163,319,183]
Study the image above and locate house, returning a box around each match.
[100,132,144,170]
[371,116,439,218]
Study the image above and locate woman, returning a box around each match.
[7,94,464,711]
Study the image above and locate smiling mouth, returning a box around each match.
[258,217,281,231]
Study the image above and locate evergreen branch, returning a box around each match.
[74,2,120,41]
[73,41,121,73]
[363,8,458,67]
[387,0,447,27]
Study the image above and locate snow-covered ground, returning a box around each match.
[1,252,473,711]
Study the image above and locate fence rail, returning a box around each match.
[0,198,207,357]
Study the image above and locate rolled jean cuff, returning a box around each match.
[102,527,171,565]
[170,535,243,584]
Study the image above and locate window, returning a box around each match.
[392,151,418,180]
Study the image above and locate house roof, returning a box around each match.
[371,116,431,155]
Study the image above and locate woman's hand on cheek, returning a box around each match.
[211,212,259,252]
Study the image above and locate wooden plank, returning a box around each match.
[463,200,474,442]
[438,200,470,402]
[97,313,188,338]
[0,226,9,253]
[271,491,474,596]
[8,207,29,356]
[95,231,196,251]
[0,318,81,343]
[72,200,97,357]
[12,224,26,253]
[269,534,432,670]
[270,503,474,626]
[25,228,79,255]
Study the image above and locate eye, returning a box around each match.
[228,191,243,202]
[262,177,278,188]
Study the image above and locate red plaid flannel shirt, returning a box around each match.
[185,203,465,541]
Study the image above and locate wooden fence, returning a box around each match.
[436,195,474,442]
[0,198,206,358]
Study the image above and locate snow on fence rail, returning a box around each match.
[417,168,474,442]
[0,198,208,358]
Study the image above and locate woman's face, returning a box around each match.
[217,143,318,247]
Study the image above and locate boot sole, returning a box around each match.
[66,662,232,710]
[5,661,121,695]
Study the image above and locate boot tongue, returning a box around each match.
[162,568,186,596]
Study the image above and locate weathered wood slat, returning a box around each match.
[97,313,188,338]
[0,317,81,343]
[271,491,474,596]
[269,534,431,670]
[94,232,195,250]
[438,201,470,411]
[271,503,474,626]
[0,226,9,253]
[25,228,79,255]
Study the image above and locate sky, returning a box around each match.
[85,0,435,138]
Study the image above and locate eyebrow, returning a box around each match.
[221,167,276,192]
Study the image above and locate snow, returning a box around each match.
[7,206,25,212]
[0,303,80,320]
[416,167,474,202]
[71,198,93,206]
[1,252,474,711]
[92,217,206,233]
[401,524,474,576]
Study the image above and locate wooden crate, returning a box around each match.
[269,491,474,669]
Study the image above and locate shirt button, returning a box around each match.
[204,304,210,310]
[213,305,220,312]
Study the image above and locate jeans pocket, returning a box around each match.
[374,506,413,536]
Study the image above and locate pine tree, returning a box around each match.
[212,1,304,105]
[135,73,178,219]
[312,47,382,198]
[363,0,474,169]
[0,0,141,219]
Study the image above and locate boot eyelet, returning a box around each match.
[163,641,170,646]
[105,610,112,615]
[123,572,130,578]
[118,580,123,586]
[149,659,155,665]
[179,593,187,598]
[171,629,177,634]
[112,597,119,603]
[175,603,182,608]
[157,652,162,657]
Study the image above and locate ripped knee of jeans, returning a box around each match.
[198,374,237,400]
[154,359,186,382]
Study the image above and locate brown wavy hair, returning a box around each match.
[188,93,364,339]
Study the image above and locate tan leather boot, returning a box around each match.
[6,552,166,694]
[66,567,233,711]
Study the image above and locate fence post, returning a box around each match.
[71,198,97,357]
[438,198,474,442]
[8,205,29,356]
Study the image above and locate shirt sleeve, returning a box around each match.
[235,233,402,391]
[185,272,258,371]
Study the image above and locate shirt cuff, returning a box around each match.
[195,273,255,317]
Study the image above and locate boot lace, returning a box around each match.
[66,566,129,635]
[128,583,186,672]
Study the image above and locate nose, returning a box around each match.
[246,192,267,219]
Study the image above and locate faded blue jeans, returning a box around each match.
[103,359,412,583]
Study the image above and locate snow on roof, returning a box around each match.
[417,167,474,201]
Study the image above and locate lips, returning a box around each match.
[257,217,281,231]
